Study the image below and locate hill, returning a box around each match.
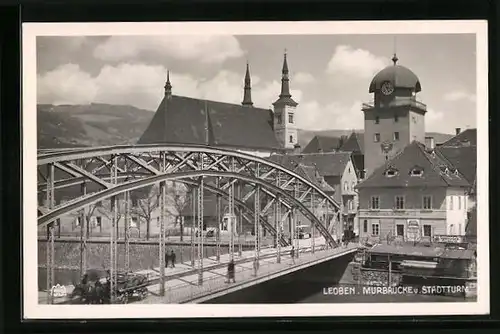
[37,103,154,148]
[37,103,455,149]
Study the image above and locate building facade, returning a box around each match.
[356,141,470,244]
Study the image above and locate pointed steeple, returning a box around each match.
[164,70,172,99]
[280,50,291,98]
[242,62,253,107]
[273,50,297,107]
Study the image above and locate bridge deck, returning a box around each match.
[135,241,359,304]
[39,238,359,304]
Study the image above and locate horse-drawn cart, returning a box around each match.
[69,269,149,304]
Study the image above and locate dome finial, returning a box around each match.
[392,53,399,65]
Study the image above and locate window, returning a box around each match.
[277,114,282,124]
[375,116,380,124]
[289,135,293,143]
[370,196,380,210]
[363,220,368,233]
[132,198,138,207]
[156,217,160,227]
[449,196,454,210]
[96,216,102,227]
[394,114,399,122]
[352,181,356,190]
[396,224,404,236]
[385,168,398,177]
[395,196,405,210]
[344,181,348,191]
[288,113,294,123]
[410,167,423,176]
[371,223,380,236]
[374,133,381,142]
[393,132,400,141]
[423,225,432,237]
[458,196,461,209]
[422,196,432,210]
[449,224,455,235]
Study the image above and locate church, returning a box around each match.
[138,53,301,156]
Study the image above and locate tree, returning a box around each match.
[165,181,190,241]
[132,186,160,240]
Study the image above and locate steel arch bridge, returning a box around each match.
[37,144,342,304]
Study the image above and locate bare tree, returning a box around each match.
[165,181,190,241]
[132,186,160,240]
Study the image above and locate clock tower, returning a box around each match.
[362,54,427,177]
[273,51,299,150]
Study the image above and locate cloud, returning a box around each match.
[93,35,245,64]
[326,45,389,79]
[443,90,476,103]
[425,108,446,132]
[296,100,364,131]
[293,72,315,85]
[37,63,98,105]
[37,63,302,111]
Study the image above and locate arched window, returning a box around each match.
[344,181,348,191]
[289,135,293,143]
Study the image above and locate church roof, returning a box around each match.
[356,141,470,189]
[339,132,365,154]
[302,135,343,153]
[369,63,421,93]
[441,128,477,147]
[137,95,281,151]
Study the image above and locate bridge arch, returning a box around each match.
[38,170,337,246]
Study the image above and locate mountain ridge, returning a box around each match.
[37,103,455,149]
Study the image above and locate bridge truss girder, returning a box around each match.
[36,145,342,304]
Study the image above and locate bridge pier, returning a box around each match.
[216,178,221,262]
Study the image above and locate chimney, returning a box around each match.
[293,143,301,154]
[425,136,435,150]
[455,128,461,135]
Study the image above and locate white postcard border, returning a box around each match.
[22,20,489,319]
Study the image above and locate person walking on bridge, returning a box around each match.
[227,259,236,283]
[170,250,176,268]
[165,250,170,269]
[290,246,295,264]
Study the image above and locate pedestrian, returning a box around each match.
[290,246,295,264]
[227,259,236,283]
[165,250,170,269]
[170,250,176,268]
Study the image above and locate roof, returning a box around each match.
[436,146,477,184]
[351,153,365,177]
[369,64,422,93]
[441,129,477,147]
[339,132,365,154]
[268,152,352,178]
[302,135,343,153]
[369,243,444,258]
[440,248,475,260]
[138,95,281,151]
[357,141,471,189]
[265,154,336,192]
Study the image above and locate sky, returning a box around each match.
[36,33,477,134]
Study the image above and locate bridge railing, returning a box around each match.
[146,243,345,304]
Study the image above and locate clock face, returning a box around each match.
[381,81,394,95]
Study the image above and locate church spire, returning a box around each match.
[279,50,291,98]
[242,61,253,107]
[164,70,172,99]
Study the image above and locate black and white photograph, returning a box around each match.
[22,21,488,318]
